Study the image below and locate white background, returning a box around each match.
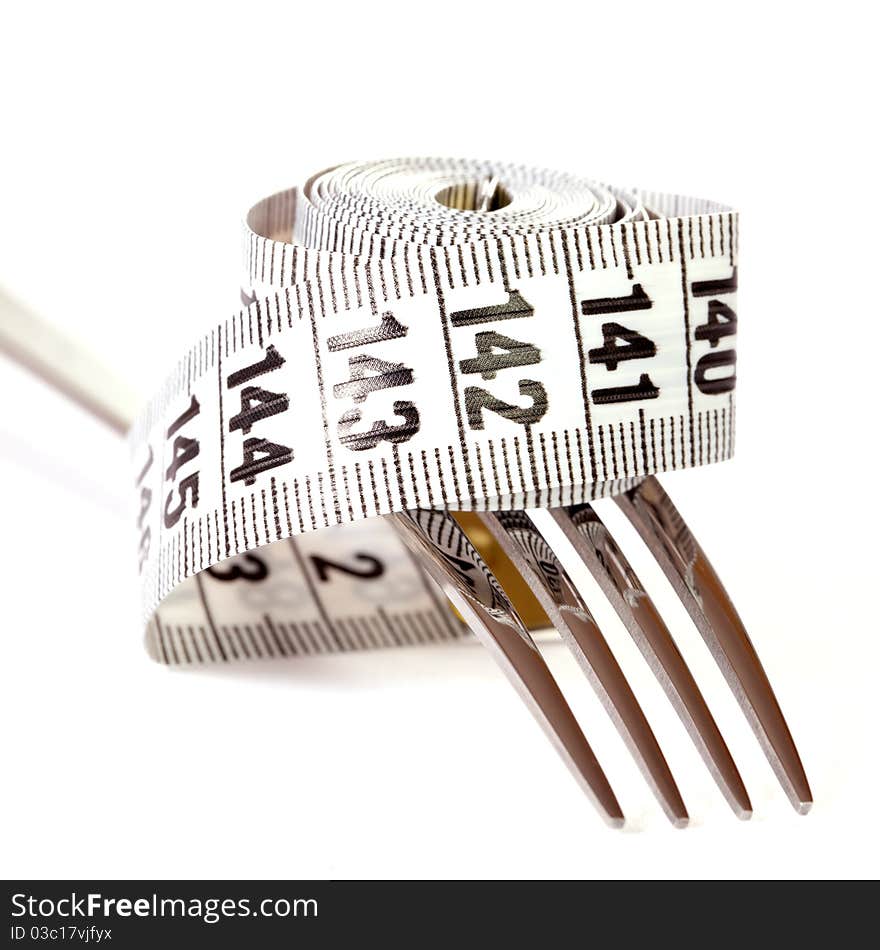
[1,1,877,879]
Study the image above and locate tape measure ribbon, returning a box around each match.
[130,161,738,657]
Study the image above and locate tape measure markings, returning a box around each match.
[148,513,471,664]
[132,159,739,662]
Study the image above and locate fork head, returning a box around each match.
[391,474,810,826]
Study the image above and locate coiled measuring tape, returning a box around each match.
[131,157,738,664]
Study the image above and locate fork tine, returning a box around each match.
[540,504,753,819]
[616,476,812,813]
[478,510,689,827]
[390,509,624,827]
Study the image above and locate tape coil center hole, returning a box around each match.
[434,178,512,212]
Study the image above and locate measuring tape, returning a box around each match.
[130,157,738,665]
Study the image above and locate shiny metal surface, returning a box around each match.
[391,509,624,827]
[544,502,752,818]
[616,476,812,813]
[479,510,688,826]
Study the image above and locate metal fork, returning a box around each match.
[392,491,811,825]
[1,286,812,826]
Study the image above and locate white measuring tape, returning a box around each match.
[131,157,738,664]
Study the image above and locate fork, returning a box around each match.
[392,488,811,825]
[1,286,812,827]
